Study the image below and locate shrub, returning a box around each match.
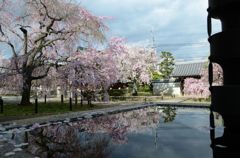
[109,89,128,96]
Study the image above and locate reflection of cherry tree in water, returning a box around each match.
[27,124,112,158]
[80,107,162,144]
[27,107,177,157]
[161,107,177,123]
[151,106,177,148]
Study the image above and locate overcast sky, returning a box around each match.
[81,0,221,61]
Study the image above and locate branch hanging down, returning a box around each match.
[20,27,28,54]
[0,25,4,36]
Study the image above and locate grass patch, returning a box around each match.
[181,98,210,104]
[0,102,104,117]
[109,96,173,102]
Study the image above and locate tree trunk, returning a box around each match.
[20,76,32,105]
[132,80,138,96]
[80,90,83,106]
[103,88,109,102]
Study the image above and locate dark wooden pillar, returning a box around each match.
[208,0,240,155]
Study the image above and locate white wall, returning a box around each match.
[152,82,181,96]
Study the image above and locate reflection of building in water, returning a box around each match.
[208,0,240,157]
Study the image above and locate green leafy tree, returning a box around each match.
[151,71,162,80]
[159,51,175,79]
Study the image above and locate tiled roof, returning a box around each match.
[171,61,207,77]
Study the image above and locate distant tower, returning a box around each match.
[150,28,156,49]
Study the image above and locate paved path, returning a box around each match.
[2,96,60,104]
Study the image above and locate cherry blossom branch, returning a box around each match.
[31,66,51,80]
[39,0,62,21]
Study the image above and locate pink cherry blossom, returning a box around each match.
[183,63,223,98]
